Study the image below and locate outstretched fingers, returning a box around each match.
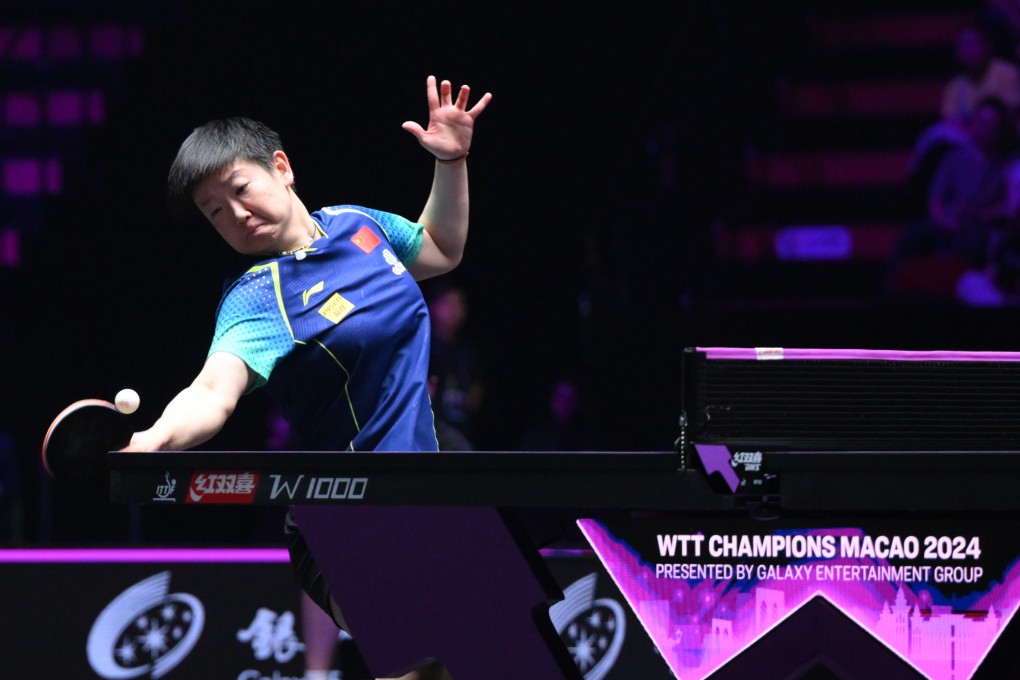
[427,75,492,117]
[427,76,457,111]
[451,82,493,117]
[452,83,470,110]
[426,75,441,111]
[466,90,492,118]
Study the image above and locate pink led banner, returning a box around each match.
[580,517,1020,679]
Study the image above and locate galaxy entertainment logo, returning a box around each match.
[237,608,305,663]
[87,571,205,679]
[549,573,626,680]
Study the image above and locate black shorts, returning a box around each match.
[284,510,344,629]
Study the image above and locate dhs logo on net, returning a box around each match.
[87,571,204,679]
[731,450,763,472]
[549,573,626,680]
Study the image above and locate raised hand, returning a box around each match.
[402,75,492,161]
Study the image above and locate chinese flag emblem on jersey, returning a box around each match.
[352,225,381,253]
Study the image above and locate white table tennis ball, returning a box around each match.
[115,388,140,414]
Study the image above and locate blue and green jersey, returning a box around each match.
[209,205,437,452]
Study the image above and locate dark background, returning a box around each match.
[3,0,1018,545]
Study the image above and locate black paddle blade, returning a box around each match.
[43,400,132,489]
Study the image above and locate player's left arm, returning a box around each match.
[402,75,491,280]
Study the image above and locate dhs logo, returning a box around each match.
[87,571,204,679]
[731,450,763,472]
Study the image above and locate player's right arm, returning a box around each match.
[122,352,253,452]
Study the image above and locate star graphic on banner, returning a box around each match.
[138,616,170,658]
[564,603,619,672]
[116,640,137,665]
[569,629,598,671]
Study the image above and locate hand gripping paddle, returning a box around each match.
[42,399,132,488]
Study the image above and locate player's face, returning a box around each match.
[193,152,298,255]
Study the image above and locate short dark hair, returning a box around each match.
[167,117,283,212]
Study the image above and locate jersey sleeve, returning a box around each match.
[356,207,424,265]
[208,264,295,389]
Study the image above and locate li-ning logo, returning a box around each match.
[549,573,626,679]
[87,571,205,679]
[302,281,325,306]
[153,472,177,502]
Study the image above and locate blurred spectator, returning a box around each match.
[912,24,1020,181]
[427,283,485,450]
[942,25,1020,125]
[983,0,1020,61]
[519,379,589,451]
[931,97,1014,234]
[891,96,1014,298]
[264,403,295,450]
[957,104,1020,304]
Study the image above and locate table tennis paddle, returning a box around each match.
[42,399,133,488]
